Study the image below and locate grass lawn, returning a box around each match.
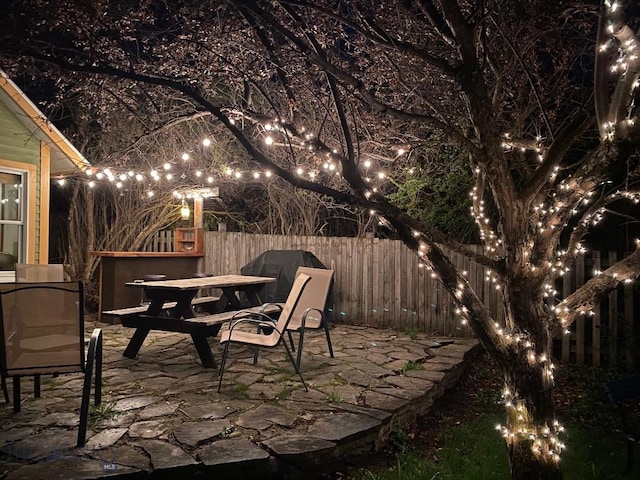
[341,353,639,480]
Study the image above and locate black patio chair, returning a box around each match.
[0,281,102,447]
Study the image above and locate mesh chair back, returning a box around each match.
[273,273,311,333]
[0,282,84,376]
[292,267,334,323]
[15,264,65,282]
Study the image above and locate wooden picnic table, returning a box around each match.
[121,275,276,368]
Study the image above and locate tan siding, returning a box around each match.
[0,101,41,165]
[0,101,42,263]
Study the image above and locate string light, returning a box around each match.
[62,117,407,200]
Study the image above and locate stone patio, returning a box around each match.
[0,318,480,479]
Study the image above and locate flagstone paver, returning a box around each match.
[135,439,198,471]
[127,419,168,439]
[0,320,480,479]
[196,437,270,467]
[173,420,229,448]
[307,412,383,444]
[85,428,128,450]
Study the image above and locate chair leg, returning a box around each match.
[287,331,296,351]
[283,341,308,391]
[296,329,305,371]
[78,329,103,448]
[322,318,334,358]
[12,376,21,413]
[94,330,103,406]
[34,374,41,398]
[252,324,264,365]
[78,366,92,448]
[217,342,230,392]
[252,322,275,364]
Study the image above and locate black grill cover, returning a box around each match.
[240,250,327,305]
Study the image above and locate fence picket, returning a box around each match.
[592,251,601,368]
[576,255,585,364]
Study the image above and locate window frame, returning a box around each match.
[0,159,36,282]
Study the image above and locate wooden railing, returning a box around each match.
[143,230,174,252]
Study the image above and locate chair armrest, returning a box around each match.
[299,307,323,329]
[259,303,283,315]
[227,313,285,336]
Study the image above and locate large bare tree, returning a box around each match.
[2,1,640,478]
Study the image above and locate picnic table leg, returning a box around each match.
[143,288,198,318]
[219,286,263,309]
[219,287,242,309]
[123,328,150,358]
[243,287,263,307]
[190,333,216,368]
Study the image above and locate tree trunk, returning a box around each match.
[503,360,562,480]
[509,440,562,480]
[499,284,563,480]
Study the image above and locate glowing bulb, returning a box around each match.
[180,200,190,220]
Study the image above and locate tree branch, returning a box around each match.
[554,244,640,334]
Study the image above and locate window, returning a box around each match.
[0,169,24,278]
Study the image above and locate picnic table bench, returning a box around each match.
[121,305,281,368]
[101,295,221,319]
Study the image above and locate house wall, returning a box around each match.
[0,100,43,263]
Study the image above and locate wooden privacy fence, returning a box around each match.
[556,252,638,371]
[144,230,638,369]
[201,231,499,337]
